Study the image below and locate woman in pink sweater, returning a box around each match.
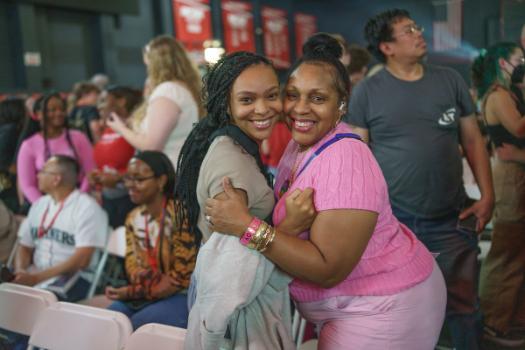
[17,93,94,203]
[204,34,446,349]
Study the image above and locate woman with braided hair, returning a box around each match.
[17,92,94,203]
[177,51,314,349]
[105,150,197,330]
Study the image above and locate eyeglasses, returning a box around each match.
[38,170,59,176]
[393,24,424,39]
[123,175,156,185]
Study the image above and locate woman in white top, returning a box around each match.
[107,35,204,167]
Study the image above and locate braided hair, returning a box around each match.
[174,51,274,245]
[41,92,79,161]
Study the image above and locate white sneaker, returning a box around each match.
[483,326,525,348]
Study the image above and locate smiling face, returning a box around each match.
[43,96,67,132]
[380,17,427,63]
[228,64,282,143]
[284,63,344,149]
[124,158,166,205]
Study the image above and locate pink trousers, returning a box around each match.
[297,261,446,350]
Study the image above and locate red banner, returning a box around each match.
[261,6,291,69]
[294,13,317,57]
[222,1,255,53]
[172,0,212,62]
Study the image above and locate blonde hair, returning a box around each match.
[131,35,205,130]
[144,35,204,117]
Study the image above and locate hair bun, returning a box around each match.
[302,33,343,60]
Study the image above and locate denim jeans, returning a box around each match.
[392,206,481,350]
[108,292,189,330]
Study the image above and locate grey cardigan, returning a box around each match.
[184,233,295,350]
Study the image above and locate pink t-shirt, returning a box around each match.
[17,130,95,203]
[274,122,433,303]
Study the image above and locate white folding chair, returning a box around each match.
[6,237,19,269]
[107,226,127,258]
[87,226,127,298]
[6,218,27,269]
[292,308,307,347]
[0,283,57,336]
[125,323,186,350]
[28,301,132,350]
[87,226,126,299]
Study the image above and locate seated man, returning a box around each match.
[13,155,108,301]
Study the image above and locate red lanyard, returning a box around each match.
[143,198,167,272]
[38,200,66,238]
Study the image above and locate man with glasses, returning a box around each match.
[13,155,108,301]
[346,8,494,350]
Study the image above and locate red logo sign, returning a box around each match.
[222,1,256,53]
[294,13,317,57]
[262,6,291,69]
[172,0,212,62]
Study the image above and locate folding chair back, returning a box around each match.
[86,226,127,298]
[125,323,186,350]
[28,301,132,350]
[0,283,57,335]
[108,226,127,257]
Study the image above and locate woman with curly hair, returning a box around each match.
[107,35,204,167]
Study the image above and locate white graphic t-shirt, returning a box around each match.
[19,190,108,271]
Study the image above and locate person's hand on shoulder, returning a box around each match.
[205,177,252,237]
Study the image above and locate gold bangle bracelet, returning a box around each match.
[259,226,276,252]
[256,224,272,251]
[248,221,268,250]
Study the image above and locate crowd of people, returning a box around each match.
[0,7,524,350]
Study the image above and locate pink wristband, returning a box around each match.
[240,217,262,246]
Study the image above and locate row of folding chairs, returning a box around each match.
[6,224,127,300]
[0,283,185,350]
[4,226,318,349]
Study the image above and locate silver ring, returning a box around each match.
[205,215,213,225]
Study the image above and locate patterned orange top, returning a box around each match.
[124,199,197,293]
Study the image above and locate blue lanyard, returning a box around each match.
[295,132,362,179]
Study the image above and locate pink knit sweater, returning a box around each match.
[273,123,433,303]
[17,130,95,203]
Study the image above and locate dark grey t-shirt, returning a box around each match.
[346,64,475,218]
